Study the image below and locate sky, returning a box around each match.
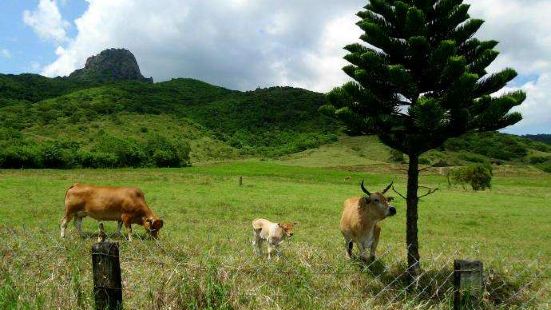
[0,0,549,134]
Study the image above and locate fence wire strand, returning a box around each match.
[1,225,549,309]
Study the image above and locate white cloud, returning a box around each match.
[41,0,366,92]
[502,73,551,134]
[466,0,551,134]
[23,0,70,44]
[36,0,551,133]
[1,49,11,59]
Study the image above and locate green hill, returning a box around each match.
[0,77,338,168]
[1,49,550,171]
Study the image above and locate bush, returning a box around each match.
[145,135,191,167]
[419,157,431,165]
[445,133,528,160]
[41,140,80,168]
[528,156,550,164]
[450,164,493,191]
[539,162,551,173]
[458,152,489,164]
[78,151,118,168]
[389,149,405,163]
[0,144,43,168]
[92,133,147,167]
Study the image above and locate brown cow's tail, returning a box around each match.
[64,183,79,207]
[64,184,77,199]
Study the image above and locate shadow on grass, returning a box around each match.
[72,231,154,241]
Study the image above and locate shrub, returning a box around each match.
[145,135,191,167]
[41,140,80,168]
[419,157,431,165]
[0,144,43,168]
[534,160,551,173]
[78,151,118,168]
[528,156,549,164]
[92,133,147,167]
[450,164,493,191]
[431,159,450,167]
[389,149,405,163]
[458,152,489,164]
[445,133,528,160]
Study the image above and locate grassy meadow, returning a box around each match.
[1,157,550,309]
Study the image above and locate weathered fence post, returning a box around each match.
[454,259,483,310]
[92,242,122,310]
[239,176,243,186]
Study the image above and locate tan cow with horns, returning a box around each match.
[340,180,396,261]
[61,184,164,241]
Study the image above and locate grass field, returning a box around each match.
[1,160,550,309]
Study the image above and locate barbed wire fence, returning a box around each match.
[1,225,549,309]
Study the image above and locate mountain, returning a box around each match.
[524,134,551,145]
[68,48,153,83]
[0,48,550,171]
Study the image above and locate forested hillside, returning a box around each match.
[1,49,549,170]
[0,77,337,168]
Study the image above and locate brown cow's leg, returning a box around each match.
[370,225,381,259]
[74,217,83,237]
[60,214,73,238]
[346,240,354,259]
[116,220,123,236]
[122,215,133,241]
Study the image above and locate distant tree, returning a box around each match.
[449,164,492,191]
[322,0,525,274]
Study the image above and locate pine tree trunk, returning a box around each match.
[407,153,421,276]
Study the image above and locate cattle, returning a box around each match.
[60,184,164,241]
[252,218,296,259]
[340,180,396,261]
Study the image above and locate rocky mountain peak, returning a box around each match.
[69,48,152,83]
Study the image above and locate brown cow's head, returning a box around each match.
[144,217,164,239]
[360,180,397,220]
[278,222,297,238]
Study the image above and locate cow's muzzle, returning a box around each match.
[388,206,397,216]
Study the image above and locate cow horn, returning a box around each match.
[360,180,371,196]
[382,180,394,194]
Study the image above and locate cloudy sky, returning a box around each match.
[0,0,550,134]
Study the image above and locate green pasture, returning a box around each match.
[1,161,550,309]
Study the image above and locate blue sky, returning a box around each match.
[1,0,550,134]
[0,0,86,73]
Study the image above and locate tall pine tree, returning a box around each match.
[322,0,525,273]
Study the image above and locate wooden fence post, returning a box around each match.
[454,259,483,310]
[92,242,123,310]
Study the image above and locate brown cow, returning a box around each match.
[340,180,396,260]
[60,184,164,241]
